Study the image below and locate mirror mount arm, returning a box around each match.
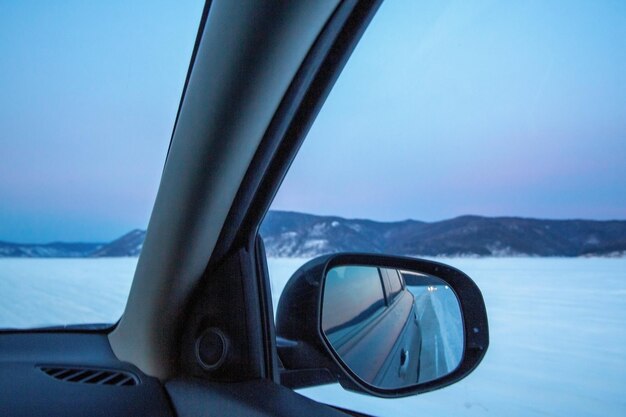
[279,368,336,389]
[276,334,341,389]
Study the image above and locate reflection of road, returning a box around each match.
[409,286,463,383]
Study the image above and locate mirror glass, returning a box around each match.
[321,265,464,389]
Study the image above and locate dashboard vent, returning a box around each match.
[38,366,139,386]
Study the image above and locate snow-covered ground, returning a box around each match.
[1,257,625,416]
[0,258,137,329]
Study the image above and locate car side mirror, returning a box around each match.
[275,253,489,398]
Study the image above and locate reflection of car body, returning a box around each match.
[323,267,422,388]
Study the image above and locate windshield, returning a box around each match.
[0,1,204,330]
[262,0,626,416]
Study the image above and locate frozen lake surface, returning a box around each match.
[0,258,138,329]
[1,257,625,416]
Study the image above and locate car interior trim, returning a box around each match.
[108,0,343,379]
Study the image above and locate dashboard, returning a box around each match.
[0,333,173,417]
[0,332,351,417]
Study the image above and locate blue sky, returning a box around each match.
[0,1,203,242]
[272,0,626,222]
[1,0,625,243]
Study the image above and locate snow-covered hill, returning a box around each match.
[2,212,625,257]
[88,229,145,257]
[0,241,102,258]
[259,211,626,258]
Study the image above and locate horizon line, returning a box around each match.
[3,211,626,245]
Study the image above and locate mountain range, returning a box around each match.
[0,229,145,258]
[1,211,625,258]
[260,211,626,257]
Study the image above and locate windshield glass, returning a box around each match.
[262,0,626,416]
[0,1,203,329]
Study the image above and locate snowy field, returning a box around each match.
[0,258,138,329]
[1,257,625,416]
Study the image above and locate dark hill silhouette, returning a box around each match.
[259,211,626,257]
[1,212,625,258]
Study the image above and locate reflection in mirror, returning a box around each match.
[322,265,464,389]
[402,271,464,383]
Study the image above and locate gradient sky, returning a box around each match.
[1,0,625,243]
[0,1,203,242]
[272,0,626,222]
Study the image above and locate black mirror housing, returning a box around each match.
[275,253,489,398]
